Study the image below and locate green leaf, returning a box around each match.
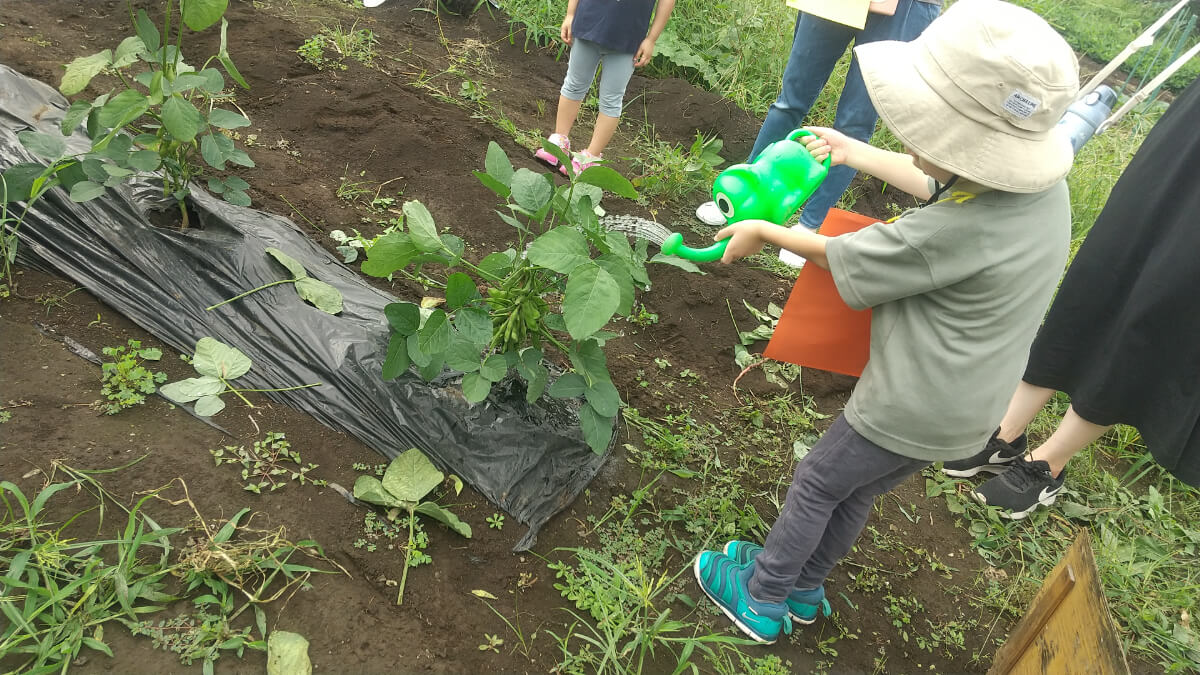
[167,72,213,95]
[135,10,161,55]
[159,376,224,403]
[194,394,226,417]
[403,200,442,252]
[199,68,226,93]
[562,263,619,340]
[266,247,308,279]
[382,448,443,503]
[295,278,343,314]
[182,0,229,31]
[510,168,553,212]
[361,232,418,277]
[484,141,513,186]
[352,475,402,507]
[417,352,444,381]
[585,379,621,417]
[649,252,704,274]
[69,181,106,202]
[443,334,483,372]
[223,189,251,207]
[568,338,609,385]
[461,371,491,404]
[578,165,637,199]
[415,501,472,538]
[381,333,411,380]
[112,36,147,68]
[225,176,250,191]
[579,402,614,455]
[81,636,114,658]
[444,273,479,310]
[477,250,515,281]
[594,254,635,316]
[474,171,510,199]
[406,333,431,368]
[60,50,113,96]
[527,227,590,274]
[479,354,507,382]
[418,310,451,355]
[61,101,95,135]
[208,107,250,129]
[98,89,151,129]
[161,95,203,142]
[384,302,421,335]
[523,364,548,403]
[200,133,227,169]
[193,337,252,380]
[128,149,161,172]
[218,18,249,89]
[548,373,587,398]
[452,307,492,347]
[266,631,311,675]
[1,163,49,203]
[17,131,67,161]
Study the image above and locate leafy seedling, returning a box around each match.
[487,513,505,530]
[99,339,167,414]
[207,248,342,314]
[210,432,326,493]
[352,448,472,604]
[159,337,320,417]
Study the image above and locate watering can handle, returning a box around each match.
[785,128,833,170]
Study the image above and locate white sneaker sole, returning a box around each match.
[942,463,1011,478]
[692,555,778,645]
[972,488,1060,520]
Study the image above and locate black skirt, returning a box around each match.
[1024,75,1200,488]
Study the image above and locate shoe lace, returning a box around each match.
[1003,456,1050,491]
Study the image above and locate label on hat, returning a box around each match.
[1002,89,1041,120]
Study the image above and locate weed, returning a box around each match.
[99,339,167,415]
[297,23,378,70]
[630,131,725,204]
[205,247,343,314]
[460,79,488,102]
[626,303,659,327]
[210,432,326,493]
[478,633,504,653]
[487,512,506,530]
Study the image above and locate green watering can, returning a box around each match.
[661,128,831,263]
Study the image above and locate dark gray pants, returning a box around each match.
[748,415,929,603]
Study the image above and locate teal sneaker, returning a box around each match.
[723,540,833,625]
[693,550,792,644]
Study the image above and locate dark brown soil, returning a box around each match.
[2,1,1015,673]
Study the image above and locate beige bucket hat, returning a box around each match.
[855,0,1080,193]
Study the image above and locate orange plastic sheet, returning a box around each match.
[763,208,878,377]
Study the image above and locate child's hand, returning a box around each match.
[802,126,852,166]
[715,221,766,264]
[634,38,656,67]
[560,15,574,45]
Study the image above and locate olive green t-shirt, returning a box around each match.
[824,181,1070,461]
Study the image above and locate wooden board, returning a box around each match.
[988,530,1130,675]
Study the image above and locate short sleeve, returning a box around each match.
[825,208,984,310]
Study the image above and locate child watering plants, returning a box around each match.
[533,0,675,175]
[943,74,1200,517]
[692,0,1080,643]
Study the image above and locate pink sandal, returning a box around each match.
[534,133,570,167]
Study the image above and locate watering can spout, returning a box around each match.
[664,128,830,263]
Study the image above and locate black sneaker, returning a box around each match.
[941,429,1027,477]
[971,456,1065,520]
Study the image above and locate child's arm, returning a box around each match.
[561,0,581,46]
[635,0,676,67]
[802,126,934,200]
[715,220,830,269]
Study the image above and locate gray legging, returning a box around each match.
[560,38,636,118]
[748,415,930,602]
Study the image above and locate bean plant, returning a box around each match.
[11,0,252,228]
[360,141,654,453]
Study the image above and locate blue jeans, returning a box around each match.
[561,38,636,118]
[750,1,940,229]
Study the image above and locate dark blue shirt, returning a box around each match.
[572,0,656,54]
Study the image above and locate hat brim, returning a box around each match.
[856,40,1074,193]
